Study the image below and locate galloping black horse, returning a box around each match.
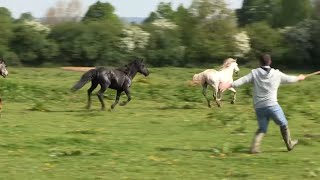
[71,58,149,110]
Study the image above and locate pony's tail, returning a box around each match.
[71,69,97,91]
[191,73,203,85]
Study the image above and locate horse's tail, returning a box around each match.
[71,69,97,91]
[190,73,204,85]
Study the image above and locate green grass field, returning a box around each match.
[0,67,319,179]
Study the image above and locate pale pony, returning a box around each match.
[192,58,239,107]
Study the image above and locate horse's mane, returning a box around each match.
[116,61,135,74]
[220,58,237,70]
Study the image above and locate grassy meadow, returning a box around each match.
[0,66,319,179]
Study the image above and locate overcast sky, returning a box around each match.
[1,0,243,18]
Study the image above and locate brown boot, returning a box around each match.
[280,126,298,151]
[250,131,265,154]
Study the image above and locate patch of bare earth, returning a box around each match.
[61,67,95,72]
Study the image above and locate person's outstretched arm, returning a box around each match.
[232,73,253,88]
[280,72,305,84]
[220,73,253,91]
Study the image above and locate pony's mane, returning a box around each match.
[221,58,237,70]
[116,61,136,74]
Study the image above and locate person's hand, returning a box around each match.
[219,82,232,91]
[297,74,306,81]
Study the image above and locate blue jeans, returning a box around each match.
[255,104,288,133]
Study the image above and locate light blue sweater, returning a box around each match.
[232,67,299,108]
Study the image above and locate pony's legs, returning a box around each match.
[202,83,211,108]
[213,86,221,107]
[97,78,110,110]
[228,87,237,104]
[217,90,223,101]
[120,89,131,106]
[111,90,122,109]
[86,81,98,109]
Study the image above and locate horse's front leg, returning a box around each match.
[111,90,122,109]
[217,90,223,101]
[119,89,131,106]
[228,87,236,104]
[202,83,211,108]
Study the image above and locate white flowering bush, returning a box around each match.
[151,19,177,30]
[234,31,251,57]
[23,20,50,34]
[190,0,233,20]
[119,26,150,52]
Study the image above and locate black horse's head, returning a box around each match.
[134,58,149,76]
[0,57,8,78]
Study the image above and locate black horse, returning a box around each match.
[71,58,150,110]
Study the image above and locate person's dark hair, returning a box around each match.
[259,54,272,66]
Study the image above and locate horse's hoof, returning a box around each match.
[231,101,235,104]
[110,105,117,110]
[101,107,106,111]
[119,102,126,106]
[208,104,212,108]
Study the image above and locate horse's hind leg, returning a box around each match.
[86,81,98,109]
[202,83,211,108]
[228,88,236,104]
[111,90,122,109]
[97,79,110,111]
[120,89,131,106]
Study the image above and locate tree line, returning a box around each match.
[0,0,319,68]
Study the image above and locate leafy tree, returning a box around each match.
[237,0,279,26]
[283,20,320,67]
[143,12,158,24]
[245,22,288,66]
[143,2,175,23]
[274,0,312,27]
[0,8,13,48]
[10,21,58,65]
[50,22,123,66]
[156,2,175,19]
[187,0,238,64]
[18,12,34,21]
[143,19,185,66]
[48,1,125,66]
[173,5,197,48]
[313,0,320,18]
[0,7,20,65]
[82,1,121,27]
[309,19,320,67]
